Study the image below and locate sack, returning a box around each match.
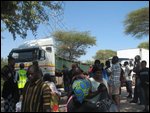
[85,96,118,112]
[16,101,22,112]
[85,83,118,112]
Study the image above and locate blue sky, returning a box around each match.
[1,1,149,61]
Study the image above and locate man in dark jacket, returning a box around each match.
[130,55,144,104]
[1,56,19,112]
[139,60,149,112]
[62,65,70,92]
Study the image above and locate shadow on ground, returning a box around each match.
[120,86,144,112]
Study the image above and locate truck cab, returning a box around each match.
[9,38,55,76]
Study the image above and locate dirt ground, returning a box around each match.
[120,86,145,112]
[58,86,145,112]
[1,86,145,112]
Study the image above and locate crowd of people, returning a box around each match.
[1,55,149,112]
[129,55,149,112]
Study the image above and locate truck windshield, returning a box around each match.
[10,49,38,63]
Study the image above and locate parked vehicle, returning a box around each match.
[8,38,90,86]
[117,48,149,67]
[108,48,149,86]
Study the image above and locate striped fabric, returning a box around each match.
[21,79,51,112]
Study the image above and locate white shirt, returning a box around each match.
[89,77,109,93]
[124,65,132,81]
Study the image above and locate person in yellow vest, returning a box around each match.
[16,63,27,95]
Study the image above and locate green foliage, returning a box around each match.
[1,1,63,40]
[84,60,94,65]
[94,50,117,63]
[53,30,96,61]
[138,41,149,50]
[124,7,149,38]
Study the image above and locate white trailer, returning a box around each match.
[117,48,149,67]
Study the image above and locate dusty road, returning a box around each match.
[1,86,145,112]
[120,86,145,112]
[58,86,145,112]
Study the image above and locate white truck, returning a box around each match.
[117,48,149,67]
[108,48,149,86]
[9,38,56,75]
[8,38,90,86]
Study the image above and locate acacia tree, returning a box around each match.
[94,50,117,63]
[124,7,149,38]
[85,60,94,65]
[138,41,149,50]
[53,31,96,61]
[1,1,63,40]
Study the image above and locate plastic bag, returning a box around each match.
[16,101,22,112]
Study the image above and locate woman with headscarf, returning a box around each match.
[66,77,118,112]
[66,78,91,112]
